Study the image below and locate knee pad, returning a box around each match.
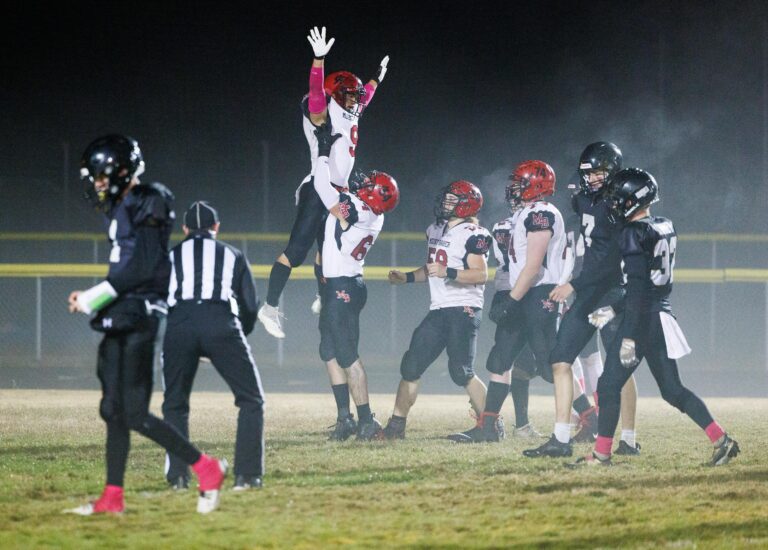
[400,350,423,382]
[448,360,474,387]
[99,397,120,423]
[486,345,513,376]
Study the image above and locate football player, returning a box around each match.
[66,135,226,515]
[258,26,389,338]
[312,123,400,441]
[382,181,492,439]
[449,161,568,443]
[524,142,631,458]
[570,168,739,466]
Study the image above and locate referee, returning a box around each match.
[162,201,265,491]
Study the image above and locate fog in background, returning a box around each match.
[1,1,767,396]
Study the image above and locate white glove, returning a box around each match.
[619,338,639,369]
[588,306,615,329]
[307,26,335,58]
[374,55,389,83]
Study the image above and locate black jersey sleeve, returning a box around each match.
[466,234,492,256]
[132,183,174,226]
[620,223,650,341]
[523,210,555,234]
[233,251,259,336]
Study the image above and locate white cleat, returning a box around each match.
[310,294,322,315]
[513,423,544,438]
[197,459,228,515]
[64,503,96,516]
[258,304,285,339]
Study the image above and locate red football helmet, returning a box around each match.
[434,180,483,220]
[351,170,400,215]
[324,71,366,115]
[506,160,556,211]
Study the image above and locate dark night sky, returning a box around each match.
[2,0,767,232]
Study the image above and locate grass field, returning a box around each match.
[0,390,766,549]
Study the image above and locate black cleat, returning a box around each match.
[169,476,189,491]
[382,416,406,440]
[523,434,573,458]
[710,434,740,466]
[565,452,612,469]
[356,416,384,441]
[614,440,641,456]
[233,475,263,491]
[448,412,505,443]
[573,407,598,443]
[328,414,357,441]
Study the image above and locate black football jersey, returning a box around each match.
[620,216,677,339]
[104,182,175,302]
[569,191,623,290]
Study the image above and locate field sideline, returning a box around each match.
[0,390,766,548]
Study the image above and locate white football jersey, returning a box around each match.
[490,217,515,292]
[507,201,567,288]
[322,193,383,278]
[302,98,359,188]
[425,220,492,310]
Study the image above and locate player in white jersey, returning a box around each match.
[382,180,492,439]
[310,122,401,441]
[450,161,568,443]
[258,26,390,338]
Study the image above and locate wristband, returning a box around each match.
[406,272,416,283]
[77,280,118,314]
[314,56,325,60]
[446,267,458,280]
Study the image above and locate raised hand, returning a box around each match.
[307,26,335,59]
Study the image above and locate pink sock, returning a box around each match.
[595,435,613,456]
[705,421,725,444]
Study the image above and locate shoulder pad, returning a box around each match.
[465,234,492,255]
[130,182,175,226]
[524,209,555,233]
[621,221,650,256]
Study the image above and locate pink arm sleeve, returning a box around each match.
[360,83,376,107]
[308,66,326,114]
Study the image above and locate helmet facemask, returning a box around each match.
[505,175,527,213]
[434,192,459,221]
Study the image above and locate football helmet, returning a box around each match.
[434,180,483,220]
[80,134,145,207]
[578,141,622,194]
[608,168,659,220]
[506,160,556,211]
[325,71,366,116]
[350,170,399,215]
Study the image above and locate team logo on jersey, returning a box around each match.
[336,290,351,303]
[540,299,556,312]
[463,306,476,318]
[339,201,351,219]
[531,213,551,229]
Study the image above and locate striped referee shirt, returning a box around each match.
[168,233,259,335]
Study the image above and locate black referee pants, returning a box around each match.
[162,302,265,479]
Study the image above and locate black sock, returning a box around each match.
[105,421,130,487]
[314,263,325,295]
[332,384,350,417]
[510,378,530,428]
[266,262,292,307]
[573,394,592,415]
[485,381,510,414]
[357,403,372,423]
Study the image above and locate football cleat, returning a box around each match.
[523,435,573,458]
[257,304,285,339]
[513,423,544,438]
[310,294,322,315]
[233,475,263,491]
[328,414,357,441]
[356,416,384,441]
[169,476,189,491]
[614,440,641,456]
[710,434,740,466]
[447,412,504,443]
[572,406,598,443]
[382,416,406,440]
[565,452,612,469]
[64,486,124,515]
[196,458,228,514]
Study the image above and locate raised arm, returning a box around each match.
[306,26,335,125]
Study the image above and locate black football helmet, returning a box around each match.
[578,141,622,194]
[608,168,659,220]
[80,134,145,207]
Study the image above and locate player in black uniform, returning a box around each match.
[66,135,226,515]
[524,142,627,458]
[571,168,740,466]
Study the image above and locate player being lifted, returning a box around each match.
[312,123,400,441]
[524,142,635,458]
[570,168,739,466]
[449,161,566,442]
[258,26,389,338]
[383,181,492,439]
